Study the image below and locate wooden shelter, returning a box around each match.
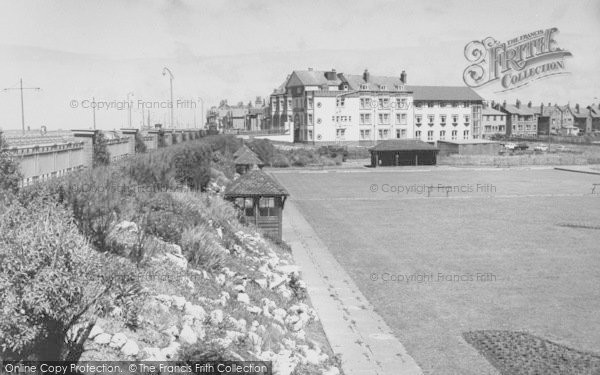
[370,139,439,167]
[224,170,289,240]
[233,145,265,174]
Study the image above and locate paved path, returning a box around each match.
[283,200,423,375]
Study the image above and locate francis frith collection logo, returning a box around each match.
[463,28,572,92]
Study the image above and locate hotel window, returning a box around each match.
[493,115,496,121]
[463,130,469,139]
[332,116,335,122]
[379,113,390,125]
[308,130,313,140]
[452,115,458,125]
[308,114,313,125]
[336,129,346,138]
[464,115,470,124]
[336,97,345,107]
[378,97,390,109]
[440,130,446,140]
[288,115,292,122]
[360,84,368,90]
[428,115,434,125]
[451,130,458,140]
[396,98,408,109]
[396,129,401,138]
[415,130,422,138]
[378,129,389,139]
[427,102,434,108]
[287,99,292,107]
[400,128,407,138]
[360,97,372,109]
[415,101,423,109]
[360,129,371,140]
[360,113,371,124]
[307,97,313,109]
[416,115,422,125]
[396,113,407,125]
[440,115,447,125]
[452,101,458,108]
[427,130,434,141]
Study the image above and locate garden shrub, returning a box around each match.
[181,225,225,271]
[203,134,241,156]
[0,199,120,360]
[0,134,22,198]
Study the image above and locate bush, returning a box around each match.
[93,132,111,167]
[248,139,274,165]
[0,199,118,360]
[271,153,291,168]
[203,134,241,156]
[139,193,190,244]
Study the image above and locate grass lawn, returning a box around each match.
[272,167,600,375]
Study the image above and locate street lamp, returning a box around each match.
[162,67,174,128]
[126,91,134,128]
[197,97,204,129]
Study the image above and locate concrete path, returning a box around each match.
[283,200,423,375]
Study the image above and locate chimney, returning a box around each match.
[363,69,370,83]
[502,100,507,108]
[527,101,532,108]
[325,69,337,80]
[516,99,521,108]
[400,70,407,84]
[540,102,544,114]
[575,103,580,113]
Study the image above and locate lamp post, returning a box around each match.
[126,92,134,128]
[162,67,174,128]
[197,97,204,129]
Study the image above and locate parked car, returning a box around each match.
[504,142,516,150]
[534,144,548,151]
[553,145,571,152]
[514,142,529,151]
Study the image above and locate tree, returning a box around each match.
[0,134,22,196]
[93,132,111,167]
[134,132,147,153]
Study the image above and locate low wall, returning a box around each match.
[6,128,202,186]
[8,142,86,186]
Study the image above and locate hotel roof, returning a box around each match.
[406,85,484,101]
[287,70,342,87]
[501,104,538,116]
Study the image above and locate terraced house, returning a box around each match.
[480,106,507,139]
[495,100,538,136]
[274,68,483,145]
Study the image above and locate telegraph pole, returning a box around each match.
[2,78,41,134]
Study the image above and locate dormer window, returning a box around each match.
[360,84,368,90]
[380,85,387,91]
[343,84,349,90]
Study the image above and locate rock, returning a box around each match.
[278,286,293,299]
[179,325,197,345]
[293,329,306,341]
[233,284,245,293]
[303,348,322,365]
[209,309,224,326]
[88,324,104,339]
[142,347,165,361]
[121,340,139,357]
[321,367,340,375]
[93,333,111,345]
[269,274,286,289]
[183,302,206,322]
[163,325,179,337]
[254,278,268,289]
[115,221,138,232]
[165,253,187,269]
[109,332,128,349]
[172,296,186,310]
[161,342,181,359]
[236,292,250,304]
[273,308,287,322]
[216,227,223,239]
[165,243,183,257]
[246,305,261,314]
[215,274,226,285]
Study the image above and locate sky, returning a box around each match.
[0,0,599,131]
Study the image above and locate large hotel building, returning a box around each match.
[270,69,484,145]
